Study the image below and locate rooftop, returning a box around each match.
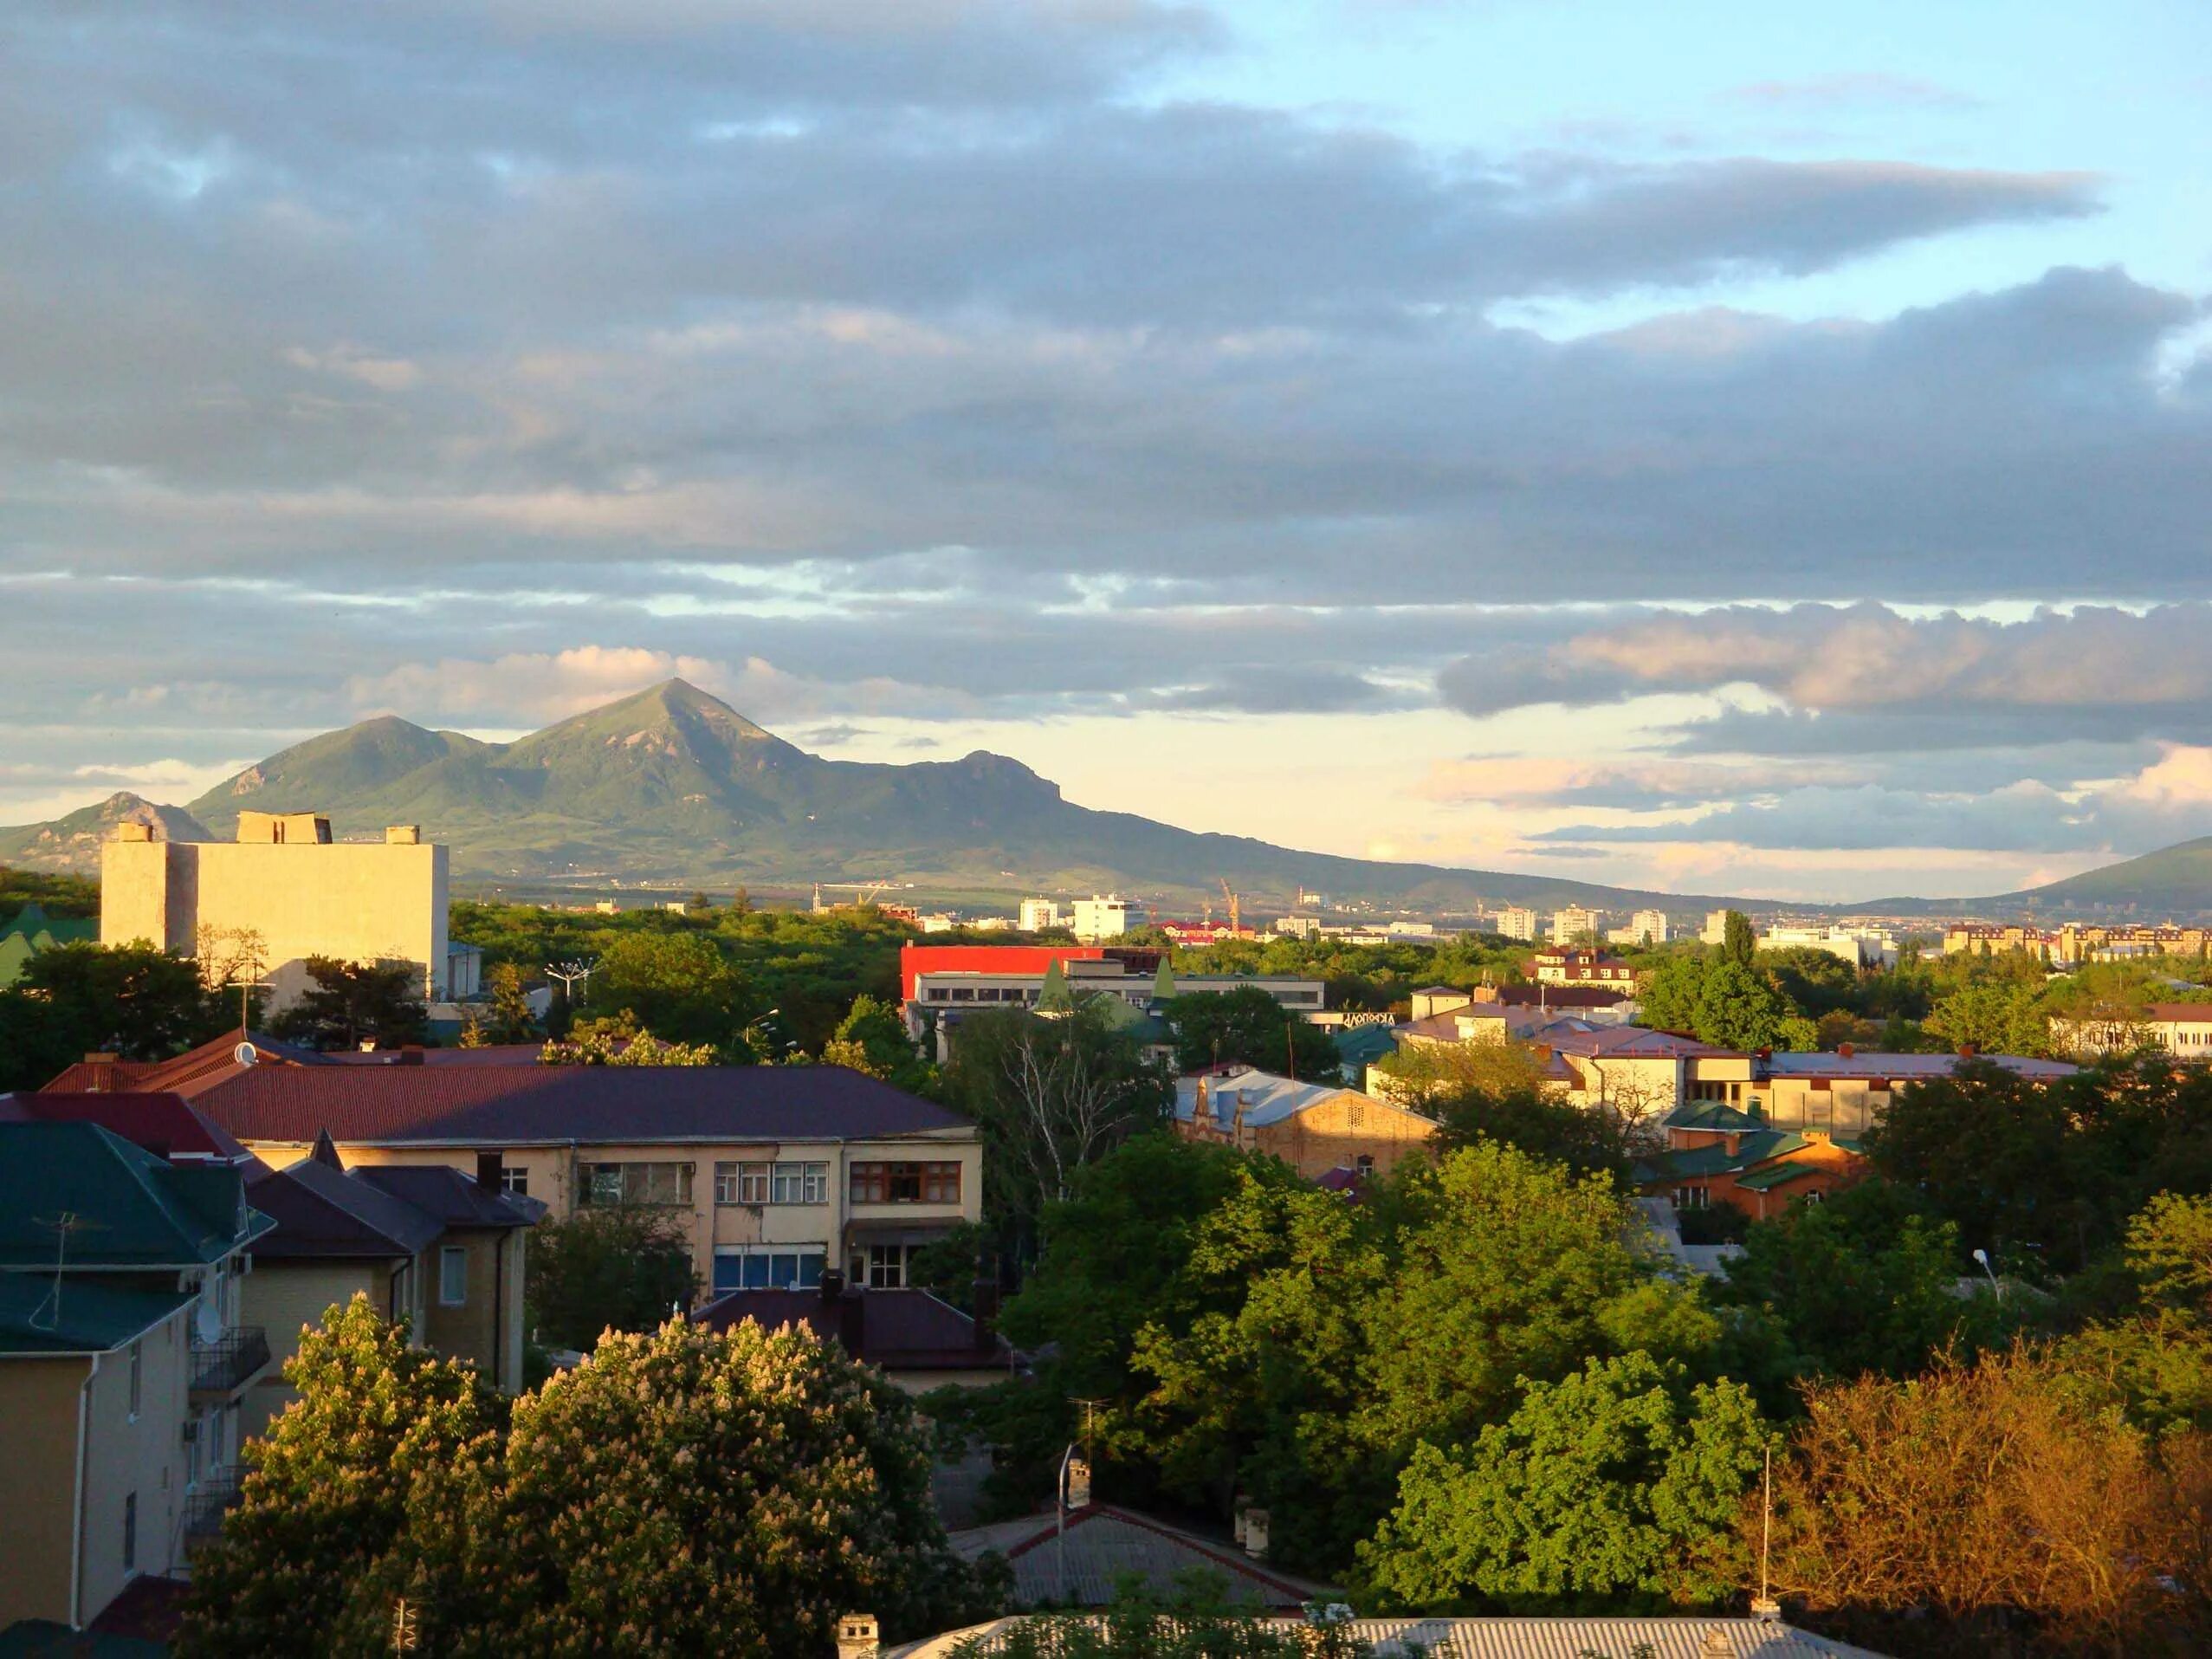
[1176,1067,1352,1130]
[0,1122,271,1268]
[0,1275,193,1356]
[694,1286,1012,1372]
[948,1504,1324,1610]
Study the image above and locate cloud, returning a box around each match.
[1719,73,1982,112]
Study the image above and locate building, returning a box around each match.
[1703,910,1732,945]
[1070,896,1139,942]
[1531,949,1640,991]
[889,1616,1881,1657]
[1174,1066,1437,1180]
[1271,914,1322,940]
[1493,906,1538,942]
[948,1505,1326,1610]
[0,1122,275,1631]
[68,1034,984,1301]
[1549,905,1602,943]
[0,901,99,988]
[1607,909,1670,947]
[1017,898,1063,932]
[2052,1001,2212,1058]
[1759,923,1898,971]
[900,945,1324,1053]
[1945,923,2212,966]
[692,1275,1016,1394]
[100,813,449,1008]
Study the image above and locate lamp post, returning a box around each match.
[1971,1246,2003,1301]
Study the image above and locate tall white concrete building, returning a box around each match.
[1070,895,1139,942]
[1494,906,1538,942]
[1018,898,1063,931]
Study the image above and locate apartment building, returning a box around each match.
[1945,923,2212,966]
[0,1122,274,1630]
[1549,905,1602,943]
[122,1037,985,1301]
[1492,907,1538,942]
[1531,949,1640,990]
[1759,923,1898,971]
[1018,898,1064,932]
[101,812,449,1008]
[1607,909,1670,947]
[2051,1002,2212,1059]
[1070,896,1140,941]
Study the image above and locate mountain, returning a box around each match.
[0,792,210,873]
[1987,837,2212,918]
[110,678,1740,909]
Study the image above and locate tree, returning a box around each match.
[823,993,931,1089]
[1720,910,1757,969]
[527,1205,700,1349]
[1691,960,1814,1053]
[1714,1180,2011,1388]
[484,960,539,1043]
[585,930,747,1048]
[1432,1082,1636,1184]
[489,1318,993,1653]
[0,939,229,1088]
[2058,1193,2212,1433]
[1359,1352,1769,1612]
[267,956,430,1051]
[177,1296,507,1658]
[538,1013,718,1066]
[1924,978,2049,1058]
[1371,1037,1547,1109]
[944,1004,1173,1261]
[1164,985,1341,1079]
[1765,1347,2212,1656]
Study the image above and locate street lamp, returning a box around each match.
[1971,1247,2002,1301]
[1055,1444,1092,1604]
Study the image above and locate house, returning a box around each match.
[0,1123,275,1631]
[56,1032,986,1301]
[692,1273,1016,1393]
[1637,1102,1865,1221]
[100,813,448,1008]
[2053,1001,2212,1059]
[1175,1066,1437,1179]
[885,1615,1881,1657]
[240,1134,540,1431]
[1531,949,1640,990]
[947,1505,1327,1610]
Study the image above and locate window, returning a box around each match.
[127,1339,142,1421]
[715,1162,775,1204]
[773,1162,829,1204]
[854,1242,910,1289]
[500,1167,528,1196]
[122,1493,137,1572]
[580,1162,694,1207]
[1673,1187,1709,1210]
[849,1161,960,1205]
[710,1247,825,1294]
[439,1246,468,1306]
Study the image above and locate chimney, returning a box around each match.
[835,1613,880,1659]
[384,825,422,845]
[971,1277,1000,1354]
[1838,1041,1853,1059]
[1958,1041,1977,1059]
[475,1151,504,1191]
[113,823,153,843]
[82,1052,119,1092]
[1242,1507,1270,1559]
[398,1046,426,1066]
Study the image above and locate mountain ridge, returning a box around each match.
[3,680,2207,917]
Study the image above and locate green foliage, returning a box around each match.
[526,1205,700,1350]
[1636,955,1813,1052]
[538,1013,719,1066]
[185,1302,993,1656]
[1757,947,1861,1019]
[267,956,430,1051]
[1371,1038,1547,1107]
[1719,911,1756,969]
[1923,978,2053,1058]
[1715,1181,2013,1392]
[952,1584,1373,1657]
[178,1296,508,1658]
[0,939,233,1088]
[1359,1352,1769,1612]
[484,959,539,1043]
[824,992,934,1090]
[0,865,98,916]
[1165,984,1342,1079]
[1431,1082,1635,1185]
[585,929,749,1047]
[2055,1193,2212,1433]
[942,1005,1174,1265]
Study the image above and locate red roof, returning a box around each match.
[900,943,1107,1001]
[6,1092,251,1163]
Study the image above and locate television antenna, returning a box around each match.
[28,1210,107,1332]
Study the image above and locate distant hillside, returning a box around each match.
[2,680,1753,912]
[1987,836,2212,919]
[0,792,210,874]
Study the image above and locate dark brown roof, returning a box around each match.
[354,1163,545,1228]
[695,1286,1012,1371]
[243,1155,446,1258]
[2,1091,251,1163]
[188,1064,973,1148]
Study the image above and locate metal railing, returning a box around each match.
[190,1325,271,1397]
[181,1466,244,1544]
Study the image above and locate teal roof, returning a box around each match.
[0,1621,169,1656]
[1644,1130,1795,1181]
[1665,1100,1763,1133]
[0,1123,274,1269]
[1737,1162,1821,1194]
[0,906,96,988]
[1333,1025,1399,1068]
[0,1276,193,1356]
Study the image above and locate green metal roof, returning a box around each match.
[1736,1162,1822,1193]
[1665,1100,1763,1133]
[0,1276,194,1356]
[0,1619,170,1656]
[0,1123,274,1269]
[1333,1024,1399,1067]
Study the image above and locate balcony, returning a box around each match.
[182,1466,244,1546]
[190,1325,272,1400]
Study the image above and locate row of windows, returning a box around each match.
[706,1241,930,1293]
[715,1160,830,1205]
[579,1159,961,1208]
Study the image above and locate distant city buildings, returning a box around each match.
[1607,909,1670,947]
[1070,896,1139,942]
[1946,923,2211,965]
[1018,898,1063,932]
[1494,906,1538,942]
[1759,923,1898,971]
[1549,905,1601,943]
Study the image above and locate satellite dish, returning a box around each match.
[233,1041,258,1067]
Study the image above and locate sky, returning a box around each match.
[3,0,2209,904]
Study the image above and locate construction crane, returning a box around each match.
[1218,878,1240,938]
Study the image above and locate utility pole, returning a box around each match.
[391,1597,419,1654]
